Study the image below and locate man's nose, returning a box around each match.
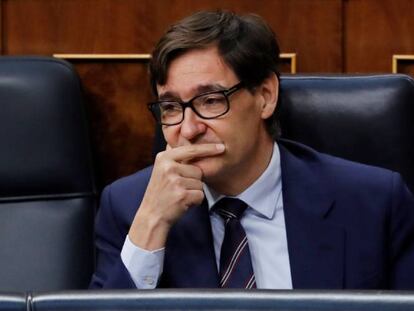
[179,107,206,140]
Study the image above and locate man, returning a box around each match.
[90,10,414,289]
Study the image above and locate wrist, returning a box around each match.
[128,208,171,251]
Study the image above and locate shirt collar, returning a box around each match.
[203,142,282,219]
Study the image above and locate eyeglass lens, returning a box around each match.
[157,91,229,125]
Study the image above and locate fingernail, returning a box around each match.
[216,144,225,152]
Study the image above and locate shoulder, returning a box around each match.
[277,138,411,215]
[105,166,153,200]
[278,139,414,232]
[278,138,396,189]
[99,166,153,224]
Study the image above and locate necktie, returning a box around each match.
[214,198,256,289]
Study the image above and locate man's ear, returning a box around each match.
[259,73,279,120]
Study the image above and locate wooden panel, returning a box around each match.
[3,0,343,71]
[393,58,414,76]
[345,0,414,73]
[71,60,155,188]
[3,0,159,53]
[1,0,343,188]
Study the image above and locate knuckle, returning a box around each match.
[173,176,184,187]
[163,162,176,175]
[168,174,179,186]
[186,145,199,156]
[194,167,203,179]
[154,151,165,162]
[196,180,203,190]
[175,189,187,202]
[188,166,202,179]
[194,190,204,203]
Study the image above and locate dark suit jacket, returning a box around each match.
[89,140,414,289]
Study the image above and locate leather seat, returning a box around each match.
[0,57,96,291]
[0,293,25,311]
[30,290,414,311]
[278,74,414,193]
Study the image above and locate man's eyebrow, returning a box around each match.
[195,83,226,94]
[158,91,180,101]
[158,83,227,101]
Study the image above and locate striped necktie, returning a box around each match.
[214,197,256,289]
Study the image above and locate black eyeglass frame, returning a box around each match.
[147,81,245,126]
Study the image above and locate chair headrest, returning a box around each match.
[278,74,414,192]
[0,57,95,200]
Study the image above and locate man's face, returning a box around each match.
[157,46,277,192]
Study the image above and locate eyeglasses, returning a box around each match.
[148,82,244,126]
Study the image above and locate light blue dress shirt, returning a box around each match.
[121,143,292,289]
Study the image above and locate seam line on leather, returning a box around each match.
[0,192,96,203]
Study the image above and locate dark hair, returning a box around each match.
[149,10,281,138]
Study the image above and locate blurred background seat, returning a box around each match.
[0,56,96,291]
[278,74,414,193]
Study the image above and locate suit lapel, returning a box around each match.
[279,140,345,289]
[162,199,219,288]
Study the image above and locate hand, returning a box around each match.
[128,143,225,250]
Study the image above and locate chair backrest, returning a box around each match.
[278,74,414,193]
[0,293,26,311]
[30,290,414,311]
[0,57,96,291]
[153,74,414,193]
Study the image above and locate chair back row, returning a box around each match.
[3,290,414,311]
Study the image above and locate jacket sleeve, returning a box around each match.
[389,173,414,289]
[89,184,136,289]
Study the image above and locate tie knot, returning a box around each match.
[214,198,248,220]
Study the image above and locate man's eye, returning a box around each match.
[200,95,226,105]
[160,102,181,112]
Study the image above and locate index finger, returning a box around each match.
[168,143,225,162]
